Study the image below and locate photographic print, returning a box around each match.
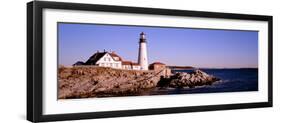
[58,23,258,99]
[27,1,272,122]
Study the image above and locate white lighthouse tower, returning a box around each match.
[138,32,148,70]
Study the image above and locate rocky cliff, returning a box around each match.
[59,66,162,99]
[59,66,220,99]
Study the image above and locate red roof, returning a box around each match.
[109,52,123,61]
[122,61,140,66]
[151,62,165,65]
[122,61,132,65]
[131,62,139,66]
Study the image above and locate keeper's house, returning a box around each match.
[81,51,142,70]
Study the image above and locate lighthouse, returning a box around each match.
[138,32,149,70]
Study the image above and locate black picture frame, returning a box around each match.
[27,1,273,122]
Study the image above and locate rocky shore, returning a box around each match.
[58,66,220,99]
[59,66,161,99]
[157,70,220,88]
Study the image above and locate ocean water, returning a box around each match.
[148,68,258,95]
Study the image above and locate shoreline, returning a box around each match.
[58,66,220,99]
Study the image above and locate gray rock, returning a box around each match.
[165,69,220,88]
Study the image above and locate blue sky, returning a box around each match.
[58,23,258,68]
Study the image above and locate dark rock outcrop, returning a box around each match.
[157,70,220,88]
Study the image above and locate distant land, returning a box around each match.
[167,66,258,70]
[167,66,194,70]
[198,67,258,69]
